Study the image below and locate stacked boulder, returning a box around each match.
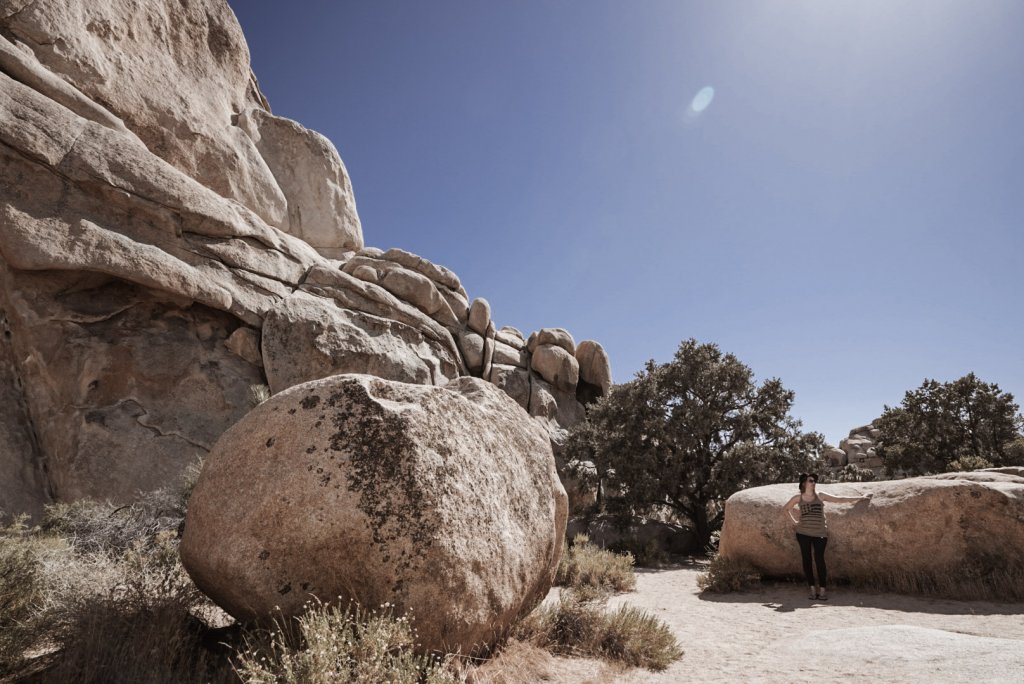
[824,422,884,474]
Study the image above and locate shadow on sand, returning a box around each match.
[628,559,1024,617]
[695,578,1024,617]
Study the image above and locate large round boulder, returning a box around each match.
[180,374,568,655]
[719,471,1024,583]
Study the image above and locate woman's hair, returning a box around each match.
[798,473,820,492]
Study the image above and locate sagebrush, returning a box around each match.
[514,590,682,671]
[696,554,762,593]
[556,534,636,595]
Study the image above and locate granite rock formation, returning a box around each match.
[0,0,610,515]
[181,374,568,654]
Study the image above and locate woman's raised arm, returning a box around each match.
[819,492,871,504]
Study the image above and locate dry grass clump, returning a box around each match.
[0,467,239,683]
[514,591,682,671]
[556,534,636,595]
[696,554,762,593]
[234,600,458,684]
[0,516,46,676]
[847,562,1024,602]
[38,531,236,684]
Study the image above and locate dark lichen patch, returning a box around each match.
[265,437,275,448]
[258,550,270,561]
[288,408,296,415]
[277,583,292,595]
[300,395,321,410]
[326,380,437,575]
[301,582,311,591]
[305,446,317,454]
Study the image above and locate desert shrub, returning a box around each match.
[11,466,235,683]
[0,516,46,675]
[36,529,236,684]
[598,604,682,670]
[696,554,761,593]
[514,591,681,671]
[556,534,636,594]
[42,598,235,684]
[948,455,994,472]
[40,491,184,556]
[233,600,458,684]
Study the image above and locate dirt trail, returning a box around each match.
[602,564,1024,683]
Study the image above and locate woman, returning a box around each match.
[782,473,869,600]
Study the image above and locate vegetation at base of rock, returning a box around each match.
[1,487,237,683]
[876,373,1024,476]
[41,495,184,556]
[846,563,1024,602]
[565,338,825,549]
[514,590,682,671]
[248,383,272,407]
[4,486,663,680]
[556,534,636,595]
[696,554,762,593]
[234,600,458,684]
[0,516,45,676]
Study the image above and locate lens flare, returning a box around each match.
[690,86,715,113]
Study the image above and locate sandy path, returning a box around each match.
[603,564,1024,683]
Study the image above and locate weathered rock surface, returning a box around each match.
[468,297,491,336]
[574,339,612,403]
[0,268,261,504]
[0,0,606,514]
[495,326,525,349]
[181,374,568,655]
[262,290,462,393]
[719,472,1024,581]
[489,364,531,410]
[531,344,580,392]
[0,0,292,227]
[529,376,586,430]
[240,108,362,256]
[493,339,528,368]
[528,328,575,355]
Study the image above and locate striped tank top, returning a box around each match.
[795,495,828,537]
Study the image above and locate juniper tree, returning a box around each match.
[566,339,824,550]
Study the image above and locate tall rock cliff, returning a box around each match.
[0,0,610,516]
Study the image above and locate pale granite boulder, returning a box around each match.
[719,472,1024,582]
[181,374,567,655]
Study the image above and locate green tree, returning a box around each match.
[565,339,824,550]
[875,373,1024,476]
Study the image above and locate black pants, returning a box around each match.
[796,533,828,587]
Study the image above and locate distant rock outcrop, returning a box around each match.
[0,0,611,514]
[719,469,1024,583]
[181,374,567,654]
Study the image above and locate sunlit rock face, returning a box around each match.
[181,374,568,655]
[0,0,607,513]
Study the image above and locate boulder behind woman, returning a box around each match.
[719,471,1024,587]
[180,374,567,655]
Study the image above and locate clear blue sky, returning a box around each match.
[231,1,1024,445]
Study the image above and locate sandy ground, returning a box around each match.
[594,563,1024,683]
